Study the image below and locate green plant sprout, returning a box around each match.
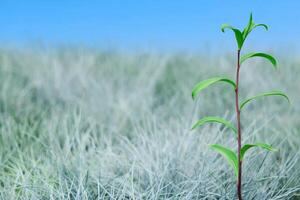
[191,14,289,200]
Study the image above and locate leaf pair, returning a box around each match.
[221,13,268,50]
[210,143,276,177]
[192,77,289,111]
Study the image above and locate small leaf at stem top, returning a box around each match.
[242,13,254,39]
[242,13,269,42]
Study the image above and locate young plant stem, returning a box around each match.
[236,49,243,200]
[190,14,283,199]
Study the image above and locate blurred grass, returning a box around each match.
[0,47,299,199]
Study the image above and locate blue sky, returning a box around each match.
[1,1,299,50]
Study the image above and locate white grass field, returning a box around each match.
[0,48,299,199]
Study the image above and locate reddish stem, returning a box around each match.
[236,49,243,200]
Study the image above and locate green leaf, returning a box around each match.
[242,13,254,39]
[240,91,289,110]
[242,13,268,41]
[221,24,244,50]
[191,117,237,137]
[252,23,268,31]
[210,144,238,177]
[240,52,277,68]
[241,143,277,161]
[192,77,236,100]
